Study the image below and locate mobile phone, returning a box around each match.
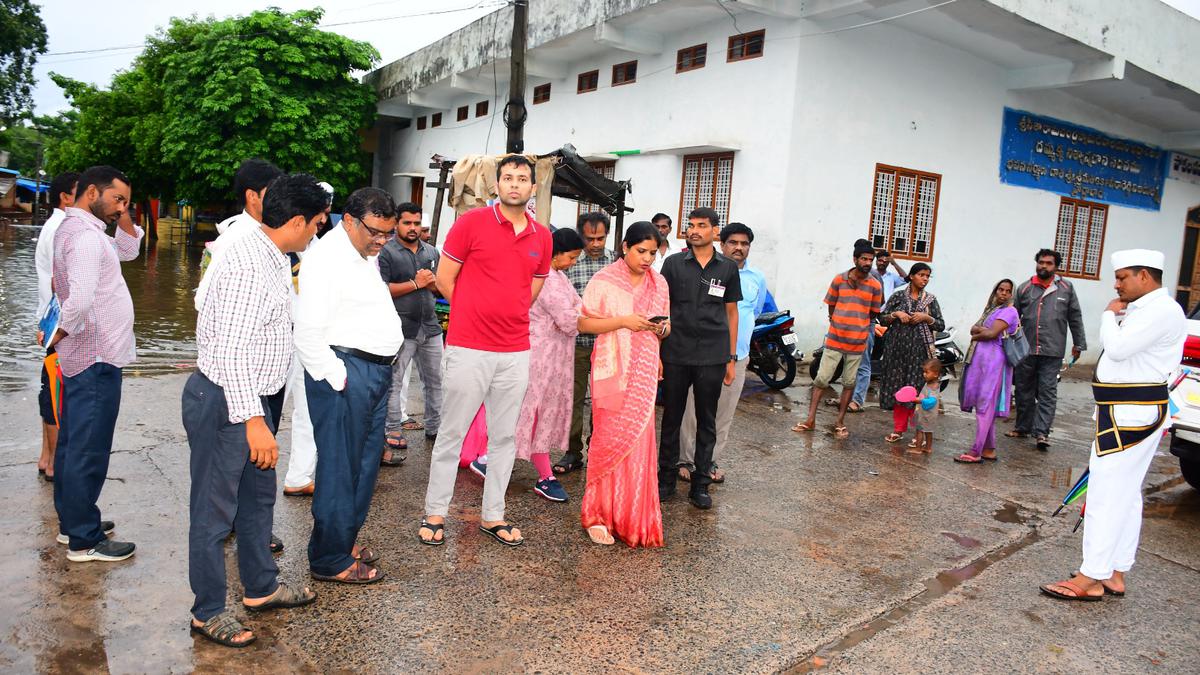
[649,315,668,324]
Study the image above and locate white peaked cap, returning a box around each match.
[1110,249,1165,271]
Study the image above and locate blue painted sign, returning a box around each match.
[998,108,1168,211]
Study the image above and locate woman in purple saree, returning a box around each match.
[956,279,1019,463]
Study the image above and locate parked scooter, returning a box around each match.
[809,326,965,392]
[749,310,801,389]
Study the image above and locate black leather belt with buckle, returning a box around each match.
[331,345,397,366]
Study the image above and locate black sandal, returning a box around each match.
[191,612,256,648]
[243,582,317,613]
[553,453,585,475]
[479,523,524,547]
[270,534,284,554]
[418,520,445,546]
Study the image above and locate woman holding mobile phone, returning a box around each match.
[578,222,670,547]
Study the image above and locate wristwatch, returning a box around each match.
[729,355,738,363]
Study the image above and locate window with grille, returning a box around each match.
[533,83,551,104]
[416,116,427,130]
[612,60,637,86]
[677,44,707,72]
[457,105,468,121]
[727,29,765,62]
[1055,197,1107,279]
[577,70,599,93]
[431,112,442,127]
[475,100,488,117]
[868,164,940,260]
[578,161,616,217]
[679,153,734,227]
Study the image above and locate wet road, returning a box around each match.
[0,363,1196,673]
[0,223,200,392]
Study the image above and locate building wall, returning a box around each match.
[380,11,802,250]
[375,9,1200,363]
[778,20,1200,359]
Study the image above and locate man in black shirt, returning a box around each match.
[378,202,443,461]
[658,207,742,509]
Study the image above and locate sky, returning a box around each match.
[26,0,1200,117]
[29,0,503,116]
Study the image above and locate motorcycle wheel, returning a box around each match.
[760,344,797,390]
[807,351,842,384]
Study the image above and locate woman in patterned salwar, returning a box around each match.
[879,263,945,441]
[578,223,670,547]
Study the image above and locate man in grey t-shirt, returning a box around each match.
[378,202,443,462]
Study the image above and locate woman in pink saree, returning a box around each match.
[578,223,670,547]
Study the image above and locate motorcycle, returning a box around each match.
[749,310,802,389]
[808,325,965,392]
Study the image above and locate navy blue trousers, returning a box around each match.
[306,352,391,577]
[54,362,122,550]
[182,372,279,621]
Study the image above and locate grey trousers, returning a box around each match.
[681,357,748,469]
[1014,354,1061,437]
[386,330,444,435]
[424,346,530,522]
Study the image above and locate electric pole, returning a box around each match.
[505,0,528,153]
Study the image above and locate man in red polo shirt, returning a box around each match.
[419,155,552,547]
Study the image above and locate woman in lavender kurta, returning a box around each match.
[955,279,1019,463]
[514,229,585,501]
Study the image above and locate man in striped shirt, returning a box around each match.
[794,239,882,439]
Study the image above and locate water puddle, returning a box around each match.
[789,504,1040,673]
[940,532,981,548]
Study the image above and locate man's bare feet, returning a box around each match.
[587,525,615,545]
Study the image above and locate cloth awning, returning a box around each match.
[15,177,48,193]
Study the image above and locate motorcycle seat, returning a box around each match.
[756,311,790,325]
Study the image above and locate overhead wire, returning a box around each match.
[39,1,506,60]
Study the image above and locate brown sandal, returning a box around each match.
[243,582,317,613]
[190,612,256,648]
[311,560,384,585]
[1040,579,1103,601]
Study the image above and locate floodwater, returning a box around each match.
[0,223,201,391]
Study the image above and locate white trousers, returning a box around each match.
[1079,427,1162,580]
[282,359,319,489]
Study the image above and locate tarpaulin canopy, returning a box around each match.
[15,177,48,193]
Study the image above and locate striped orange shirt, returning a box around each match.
[823,271,883,354]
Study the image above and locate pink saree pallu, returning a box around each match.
[580,261,669,548]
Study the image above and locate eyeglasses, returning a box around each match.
[352,216,392,241]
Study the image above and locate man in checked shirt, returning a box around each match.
[183,174,327,648]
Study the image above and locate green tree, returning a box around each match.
[49,8,378,204]
[0,0,48,124]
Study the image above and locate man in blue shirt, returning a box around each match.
[679,222,767,483]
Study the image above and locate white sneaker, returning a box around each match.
[67,539,135,562]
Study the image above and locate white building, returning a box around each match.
[365,0,1200,358]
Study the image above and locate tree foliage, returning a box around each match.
[0,112,73,173]
[0,0,47,124]
[48,8,379,204]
